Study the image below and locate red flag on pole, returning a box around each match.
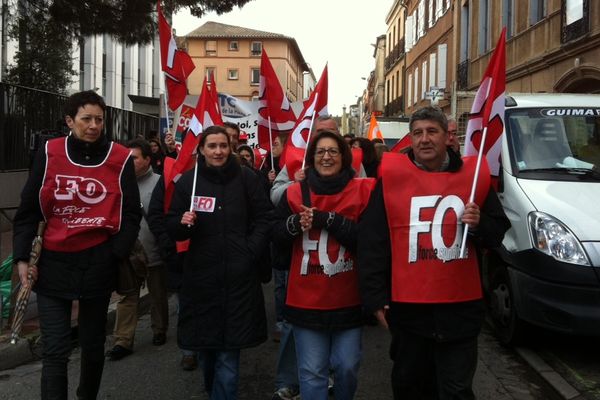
[463,27,506,177]
[157,1,195,110]
[459,27,506,258]
[163,77,223,211]
[367,114,384,140]
[258,50,297,151]
[281,65,329,177]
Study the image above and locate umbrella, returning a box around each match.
[10,221,45,344]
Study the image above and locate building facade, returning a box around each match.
[383,1,406,118]
[182,21,309,102]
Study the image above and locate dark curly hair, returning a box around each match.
[305,130,353,172]
[64,90,106,119]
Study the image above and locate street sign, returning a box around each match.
[425,87,445,105]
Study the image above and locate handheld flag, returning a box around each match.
[258,50,297,153]
[281,65,329,177]
[460,27,506,257]
[367,114,384,140]
[158,1,195,110]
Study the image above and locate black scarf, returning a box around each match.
[197,154,241,184]
[306,166,354,195]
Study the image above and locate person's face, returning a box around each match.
[272,136,283,157]
[315,119,339,134]
[225,127,239,150]
[410,119,448,169]
[149,141,160,154]
[314,137,342,177]
[130,148,151,177]
[65,104,104,143]
[201,133,231,167]
[345,136,353,145]
[239,149,253,166]
[447,120,459,152]
[351,141,361,149]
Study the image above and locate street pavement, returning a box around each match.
[0,281,561,400]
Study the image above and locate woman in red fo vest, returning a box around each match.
[271,130,375,400]
[12,90,141,399]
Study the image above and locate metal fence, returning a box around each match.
[0,83,158,171]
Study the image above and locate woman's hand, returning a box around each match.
[164,132,176,153]
[299,205,314,231]
[268,169,276,183]
[17,261,37,288]
[181,211,197,227]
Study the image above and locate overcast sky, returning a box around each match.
[173,0,390,116]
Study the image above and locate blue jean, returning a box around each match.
[37,293,110,400]
[273,269,288,325]
[201,350,240,400]
[274,321,298,390]
[293,325,362,400]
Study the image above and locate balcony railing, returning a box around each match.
[384,39,405,72]
[384,96,403,117]
[457,59,469,90]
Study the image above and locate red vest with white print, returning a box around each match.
[39,137,131,252]
[286,177,375,310]
[381,153,490,303]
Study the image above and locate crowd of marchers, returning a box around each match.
[12,90,510,400]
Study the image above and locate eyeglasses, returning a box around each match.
[315,147,341,157]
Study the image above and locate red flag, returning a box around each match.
[257,50,297,151]
[463,28,506,176]
[281,65,329,176]
[390,135,411,153]
[164,77,223,210]
[367,114,384,140]
[158,1,195,110]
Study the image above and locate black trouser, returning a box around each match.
[389,327,478,400]
[37,293,110,400]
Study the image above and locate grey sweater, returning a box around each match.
[137,167,162,267]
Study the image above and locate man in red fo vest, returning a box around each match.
[358,106,510,400]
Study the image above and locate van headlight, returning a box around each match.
[528,212,590,266]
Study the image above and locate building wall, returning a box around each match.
[185,37,306,102]
[384,0,406,117]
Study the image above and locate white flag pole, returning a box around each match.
[301,93,319,171]
[268,116,274,171]
[459,125,488,258]
[187,156,199,227]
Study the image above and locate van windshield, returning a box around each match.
[506,108,600,177]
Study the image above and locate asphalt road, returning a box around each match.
[0,282,561,399]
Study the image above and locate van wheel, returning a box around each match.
[488,266,526,345]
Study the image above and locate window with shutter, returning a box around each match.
[429,53,437,88]
[429,0,434,28]
[405,15,414,51]
[422,61,428,100]
[229,41,239,51]
[228,69,238,80]
[205,40,217,56]
[437,43,447,89]
[414,67,419,104]
[251,42,262,56]
[408,73,413,106]
[250,68,260,85]
[436,0,443,19]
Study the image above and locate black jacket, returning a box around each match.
[357,149,511,341]
[271,167,366,331]
[166,156,272,350]
[12,134,141,300]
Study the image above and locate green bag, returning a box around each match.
[0,254,13,318]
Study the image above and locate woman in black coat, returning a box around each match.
[166,125,271,399]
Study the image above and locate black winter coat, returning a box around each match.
[166,156,272,350]
[12,134,141,300]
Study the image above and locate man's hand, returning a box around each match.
[374,307,389,330]
[293,168,306,182]
[462,202,480,229]
[17,261,37,288]
[164,132,176,153]
[268,170,276,183]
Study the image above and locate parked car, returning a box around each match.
[483,93,600,344]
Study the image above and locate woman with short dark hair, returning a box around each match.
[271,130,376,399]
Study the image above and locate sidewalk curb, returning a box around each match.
[515,347,582,400]
[0,290,151,372]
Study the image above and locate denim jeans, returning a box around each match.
[274,321,298,391]
[293,325,362,400]
[201,349,240,400]
[37,293,110,400]
[273,269,288,325]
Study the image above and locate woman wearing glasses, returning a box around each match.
[272,130,376,399]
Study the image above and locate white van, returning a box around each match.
[483,93,600,344]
